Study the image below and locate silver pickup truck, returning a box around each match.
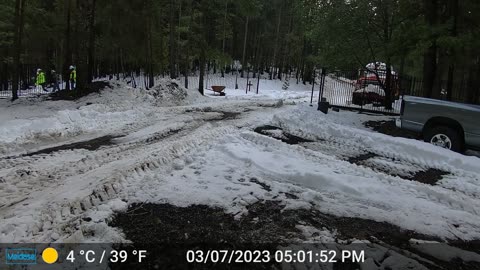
[396,96,480,152]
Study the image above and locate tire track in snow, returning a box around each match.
[235,131,480,240]
[269,119,480,199]
[0,122,195,210]
[0,103,282,242]
[256,130,480,215]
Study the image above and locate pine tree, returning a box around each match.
[0,0,477,104]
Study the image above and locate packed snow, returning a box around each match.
[0,78,479,268]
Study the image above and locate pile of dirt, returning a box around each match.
[140,80,188,106]
[110,201,479,270]
[110,201,301,245]
[109,201,295,269]
[48,81,111,101]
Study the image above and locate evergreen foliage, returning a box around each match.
[0,0,478,101]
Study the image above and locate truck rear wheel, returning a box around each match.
[424,126,464,152]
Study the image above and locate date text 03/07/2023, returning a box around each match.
[186,249,365,264]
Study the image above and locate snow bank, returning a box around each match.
[138,80,186,106]
[0,80,208,154]
[0,106,145,144]
[218,129,480,240]
[232,105,480,240]
[78,80,207,107]
[0,105,149,156]
[272,105,480,174]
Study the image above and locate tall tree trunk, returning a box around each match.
[446,0,458,101]
[422,0,438,98]
[64,0,72,91]
[271,2,282,80]
[278,14,292,81]
[74,0,85,91]
[241,16,249,78]
[474,64,480,104]
[466,59,480,104]
[184,63,188,89]
[12,0,26,101]
[1,63,8,91]
[423,44,437,98]
[398,51,406,94]
[146,0,154,88]
[199,48,206,95]
[446,65,454,100]
[169,0,177,79]
[221,0,228,78]
[148,41,154,88]
[87,0,96,83]
[176,1,182,77]
[184,4,194,89]
[300,36,307,84]
[252,31,260,79]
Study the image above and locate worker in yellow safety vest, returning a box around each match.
[69,65,76,90]
[35,69,47,92]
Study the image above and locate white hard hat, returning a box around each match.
[37,69,41,72]
[69,65,75,69]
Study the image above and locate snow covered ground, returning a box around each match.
[0,79,479,268]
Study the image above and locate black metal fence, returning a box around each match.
[0,74,69,99]
[320,68,480,115]
[0,70,260,99]
[0,85,63,99]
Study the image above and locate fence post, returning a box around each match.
[318,68,326,101]
[235,68,239,89]
[310,69,316,104]
[360,68,365,112]
[317,68,329,114]
[206,66,209,90]
[256,67,260,94]
[245,66,250,94]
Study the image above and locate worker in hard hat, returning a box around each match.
[69,65,76,90]
[35,68,47,92]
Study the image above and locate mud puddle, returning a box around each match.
[143,128,183,144]
[202,111,241,122]
[186,107,241,122]
[254,125,313,145]
[249,177,272,192]
[5,135,122,158]
[110,200,479,270]
[212,111,241,121]
[347,152,449,185]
